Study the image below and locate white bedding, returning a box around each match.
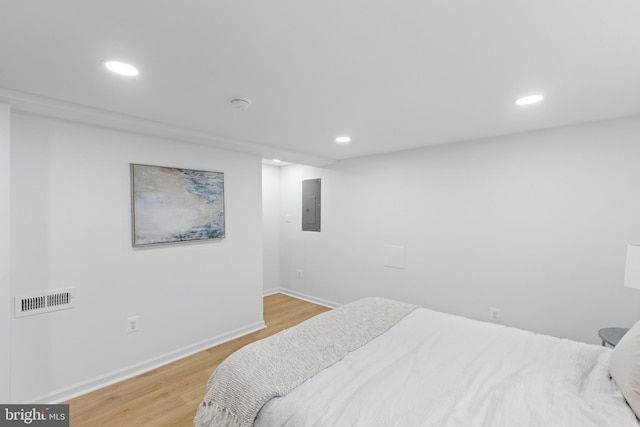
[194,298,416,427]
[255,307,639,427]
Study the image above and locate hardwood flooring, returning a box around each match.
[64,293,331,426]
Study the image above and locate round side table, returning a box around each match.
[598,327,629,347]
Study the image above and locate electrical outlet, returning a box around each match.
[297,269,303,279]
[489,308,501,322]
[127,316,140,333]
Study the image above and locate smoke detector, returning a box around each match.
[228,97,251,111]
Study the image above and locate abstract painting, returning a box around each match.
[130,164,225,246]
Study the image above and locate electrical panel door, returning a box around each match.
[302,179,321,231]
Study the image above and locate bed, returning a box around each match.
[194,297,640,427]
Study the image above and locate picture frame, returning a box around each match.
[130,164,225,246]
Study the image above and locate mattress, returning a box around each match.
[253,307,639,427]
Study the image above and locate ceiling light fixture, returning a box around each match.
[228,97,251,111]
[515,94,544,105]
[273,158,281,163]
[335,136,351,143]
[102,60,139,77]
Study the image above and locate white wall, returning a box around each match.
[10,112,264,403]
[280,116,640,344]
[262,165,281,293]
[0,103,11,402]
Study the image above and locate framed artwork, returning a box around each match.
[130,164,225,246]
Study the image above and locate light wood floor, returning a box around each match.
[64,293,331,426]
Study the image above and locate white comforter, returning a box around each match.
[255,307,638,427]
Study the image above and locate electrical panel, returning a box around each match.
[302,179,321,232]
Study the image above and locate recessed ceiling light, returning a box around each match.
[515,94,544,105]
[103,60,139,77]
[273,158,281,163]
[335,136,351,143]
[228,97,251,111]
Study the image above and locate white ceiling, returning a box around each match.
[1,1,639,166]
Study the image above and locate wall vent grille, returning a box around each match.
[15,287,75,317]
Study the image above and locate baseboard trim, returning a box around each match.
[264,288,341,309]
[46,291,336,403]
[262,288,280,297]
[41,320,266,404]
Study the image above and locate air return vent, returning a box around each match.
[14,287,75,318]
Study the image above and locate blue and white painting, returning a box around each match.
[131,164,225,246]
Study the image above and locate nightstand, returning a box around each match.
[598,327,629,347]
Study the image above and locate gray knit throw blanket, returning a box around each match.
[193,297,418,427]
